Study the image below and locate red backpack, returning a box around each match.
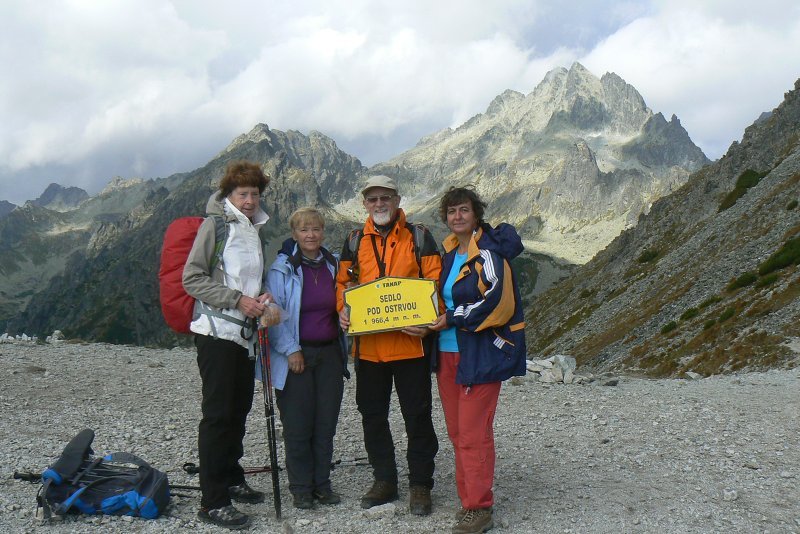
[158,215,227,333]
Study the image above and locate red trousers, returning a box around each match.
[436,351,501,509]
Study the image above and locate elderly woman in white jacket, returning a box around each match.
[182,160,271,530]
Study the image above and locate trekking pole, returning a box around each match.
[257,325,282,520]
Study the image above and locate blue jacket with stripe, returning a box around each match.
[441,222,527,386]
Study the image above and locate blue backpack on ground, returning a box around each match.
[37,429,170,520]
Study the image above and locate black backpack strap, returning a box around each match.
[38,428,95,520]
[346,223,436,278]
[404,222,439,278]
[43,429,95,484]
[53,474,130,515]
[346,229,362,262]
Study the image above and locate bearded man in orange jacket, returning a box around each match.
[337,175,442,516]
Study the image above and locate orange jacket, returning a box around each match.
[336,209,442,362]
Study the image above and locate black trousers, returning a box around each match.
[356,357,438,488]
[195,335,255,509]
[275,341,345,496]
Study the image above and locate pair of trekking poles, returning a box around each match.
[257,324,282,519]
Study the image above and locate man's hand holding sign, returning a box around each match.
[343,276,439,335]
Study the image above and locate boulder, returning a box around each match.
[553,355,577,373]
[539,369,558,383]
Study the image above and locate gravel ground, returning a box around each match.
[1,340,798,533]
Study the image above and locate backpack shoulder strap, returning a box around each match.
[347,223,436,278]
[344,228,363,276]
[209,215,228,271]
[347,229,362,258]
[42,428,95,484]
[404,222,438,277]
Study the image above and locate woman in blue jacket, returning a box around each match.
[264,207,349,510]
[430,187,526,534]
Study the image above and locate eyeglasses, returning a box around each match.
[364,194,396,204]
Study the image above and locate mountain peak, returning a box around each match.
[0,199,16,220]
[568,61,593,76]
[31,183,89,211]
[486,89,525,116]
[565,62,602,94]
[98,177,145,196]
[221,123,274,154]
[376,64,707,263]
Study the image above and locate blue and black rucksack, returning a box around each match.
[37,429,170,520]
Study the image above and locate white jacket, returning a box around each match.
[184,195,268,348]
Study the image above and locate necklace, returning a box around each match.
[304,264,320,285]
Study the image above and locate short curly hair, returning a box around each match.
[438,186,487,225]
[218,161,269,199]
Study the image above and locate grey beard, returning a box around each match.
[372,211,392,225]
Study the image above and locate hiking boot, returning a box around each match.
[409,485,432,516]
[360,480,398,509]
[313,488,341,505]
[197,505,250,530]
[228,481,265,504]
[452,507,493,534]
[293,492,314,509]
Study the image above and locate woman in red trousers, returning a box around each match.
[430,186,527,534]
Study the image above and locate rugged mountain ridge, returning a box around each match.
[9,126,365,344]
[0,201,15,220]
[526,79,800,376]
[6,67,720,346]
[31,183,89,211]
[0,179,167,323]
[369,62,709,263]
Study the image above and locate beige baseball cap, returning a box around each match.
[361,175,398,196]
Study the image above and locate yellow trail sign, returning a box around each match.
[343,276,439,335]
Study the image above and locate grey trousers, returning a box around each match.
[275,341,345,496]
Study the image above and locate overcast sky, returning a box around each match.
[1,1,799,205]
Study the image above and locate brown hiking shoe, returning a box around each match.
[409,485,432,516]
[454,507,467,520]
[452,507,493,533]
[360,480,398,509]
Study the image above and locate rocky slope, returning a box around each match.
[0,178,174,324]
[9,125,365,345]
[1,340,798,533]
[369,63,709,263]
[526,79,800,377]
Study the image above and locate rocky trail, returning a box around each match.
[0,340,798,533]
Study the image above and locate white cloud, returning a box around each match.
[0,0,799,205]
[581,5,800,156]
